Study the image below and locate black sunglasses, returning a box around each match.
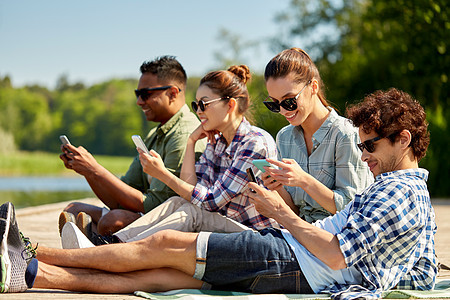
[191,96,230,112]
[357,136,383,153]
[357,133,397,153]
[135,86,178,101]
[263,80,311,113]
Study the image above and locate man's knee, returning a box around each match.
[141,229,198,250]
[63,202,85,214]
[97,209,141,235]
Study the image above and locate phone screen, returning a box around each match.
[246,167,257,182]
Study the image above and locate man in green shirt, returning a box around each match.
[59,56,205,237]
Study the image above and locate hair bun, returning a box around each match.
[227,65,251,84]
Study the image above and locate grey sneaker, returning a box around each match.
[61,222,95,249]
[0,202,28,293]
[58,211,76,236]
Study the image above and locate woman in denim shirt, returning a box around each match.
[260,48,373,222]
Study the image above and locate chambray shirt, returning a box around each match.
[276,108,373,222]
[191,118,279,230]
[121,105,206,213]
[283,168,437,300]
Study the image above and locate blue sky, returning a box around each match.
[0,1,290,89]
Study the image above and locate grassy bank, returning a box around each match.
[0,151,133,176]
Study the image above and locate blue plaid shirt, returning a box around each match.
[191,118,279,230]
[330,168,437,299]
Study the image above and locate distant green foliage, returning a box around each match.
[0,128,16,153]
[0,76,151,156]
[272,0,450,197]
[1,0,448,196]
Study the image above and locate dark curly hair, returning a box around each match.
[346,88,430,161]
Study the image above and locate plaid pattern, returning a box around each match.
[331,168,437,299]
[191,118,279,230]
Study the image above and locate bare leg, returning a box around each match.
[97,209,141,235]
[34,261,203,293]
[37,230,198,276]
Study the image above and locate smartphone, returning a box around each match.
[59,135,71,145]
[246,167,257,182]
[131,135,149,154]
[246,167,257,193]
[252,159,272,173]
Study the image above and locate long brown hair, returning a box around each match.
[264,48,330,108]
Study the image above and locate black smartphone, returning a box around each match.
[246,167,257,193]
[246,167,257,182]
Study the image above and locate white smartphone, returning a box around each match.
[131,135,149,154]
[59,135,71,145]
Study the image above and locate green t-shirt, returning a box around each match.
[121,104,205,213]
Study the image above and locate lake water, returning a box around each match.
[0,176,95,208]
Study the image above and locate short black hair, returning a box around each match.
[140,55,187,89]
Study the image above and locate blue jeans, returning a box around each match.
[194,228,313,294]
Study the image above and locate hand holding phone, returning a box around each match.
[132,135,149,154]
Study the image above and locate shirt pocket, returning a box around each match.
[309,164,335,189]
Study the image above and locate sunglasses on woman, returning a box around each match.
[191,96,230,112]
[135,86,180,101]
[357,133,395,153]
[263,80,311,113]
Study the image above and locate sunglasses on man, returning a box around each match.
[263,80,311,113]
[191,96,230,112]
[135,86,180,101]
[357,133,396,153]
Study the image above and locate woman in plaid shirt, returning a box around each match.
[94,65,280,246]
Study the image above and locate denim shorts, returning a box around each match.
[194,228,313,294]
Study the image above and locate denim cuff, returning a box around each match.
[193,231,212,280]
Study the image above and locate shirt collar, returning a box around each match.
[214,118,251,158]
[157,104,191,135]
[311,107,338,144]
[376,168,429,182]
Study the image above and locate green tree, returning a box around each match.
[273,0,450,196]
[0,86,53,150]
